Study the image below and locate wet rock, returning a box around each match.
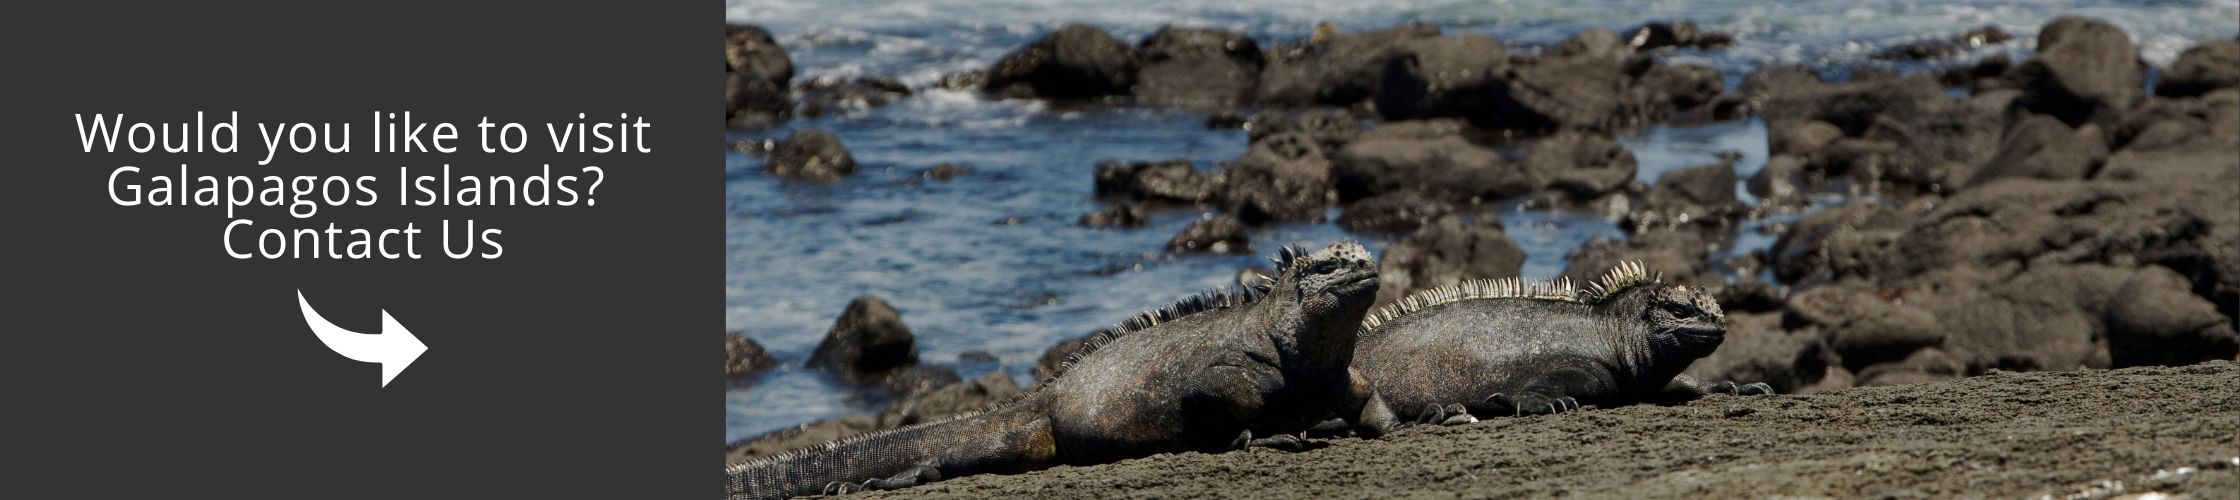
[984,24,1137,100]
[1167,214,1251,254]
[1682,311,1826,393]
[724,414,879,464]
[724,372,1020,465]
[957,351,999,363]
[1520,130,1638,198]
[1845,90,2018,190]
[2157,40,2240,98]
[1488,39,1652,131]
[1375,214,1525,306]
[1373,34,1508,121]
[1716,279,1789,313]
[879,364,964,398]
[724,331,777,380]
[1872,25,2013,60]
[1255,24,1442,108]
[1330,120,1522,202]
[1338,190,1454,235]
[1563,231,1714,287]
[1784,284,1947,370]
[1638,63,1724,110]
[1626,20,1735,51]
[1942,54,2016,91]
[876,372,1022,428]
[1747,154,1808,200]
[1746,68,1945,137]
[922,163,971,182]
[1032,333,1095,384]
[1773,120,1844,156]
[1964,114,2108,187]
[1205,111,1250,129]
[2104,264,2240,367]
[1078,203,1148,228]
[1220,132,1333,224]
[796,75,911,117]
[764,129,857,182]
[1894,263,2238,373]
[1093,159,1224,204]
[1626,160,1742,233]
[1864,178,2235,288]
[726,24,795,129]
[1133,26,1264,109]
[1767,200,1918,286]
[806,296,920,383]
[937,70,988,91]
[1245,108,1362,151]
[2008,16,2145,126]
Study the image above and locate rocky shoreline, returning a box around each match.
[725,14,2240,495]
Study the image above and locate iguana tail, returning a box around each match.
[724,401,1051,499]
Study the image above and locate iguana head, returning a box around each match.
[1633,283,1727,358]
[1274,240,1379,314]
[1266,240,1379,368]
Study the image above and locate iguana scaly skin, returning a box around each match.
[725,241,1398,499]
[1352,261,1771,424]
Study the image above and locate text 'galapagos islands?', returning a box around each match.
[79,111,651,259]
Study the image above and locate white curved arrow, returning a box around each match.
[298,290,428,387]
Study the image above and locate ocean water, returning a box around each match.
[723,0,2240,442]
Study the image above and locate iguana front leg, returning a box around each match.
[1472,358,1612,417]
[1341,367,1399,437]
[1655,374,1775,403]
[830,418,1059,495]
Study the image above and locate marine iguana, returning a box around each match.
[1352,261,1771,425]
[725,241,1398,499]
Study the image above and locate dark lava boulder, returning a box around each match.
[1745,67,1946,136]
[1167,214,1251,254]
[1331,120,1524,202]
[796,75,911,117]
[1563,231,1715,287]
[1093,159,1224,204]
[1626,20,1735,51]
[1964,113,2108,188]
[724,331,777,380]
[1373,34,1508,121]
[1375,214,1525,306]
[1625,159,1743,233]
[2008,16,2145,125]
[725,372,1022,464]
[1338,189,1454,235]
[1245,108,1362,152]
[1767,200,1920,287]
[1638,63,1724,110]
[2156,40,2240,98]
[1871,25,2012,60]
[875,372,1023,428]
[1078,203,1148,228]
[1133,26,1264,109]
[764,129,857,182]
[806,296,920,383]
[1487,37,1651,131]
[984,24,1137,100]
[726,24,795,129]
[1520,129,1638,198]
[1221,132,1332,224]
[1254,24,1442,108]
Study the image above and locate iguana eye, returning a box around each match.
[1311,261,1341,275]
[1662,303,1696,319]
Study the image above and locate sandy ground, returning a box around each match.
[855,361,2240,499]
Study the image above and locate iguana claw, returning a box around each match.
[1486,392,1579,416]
